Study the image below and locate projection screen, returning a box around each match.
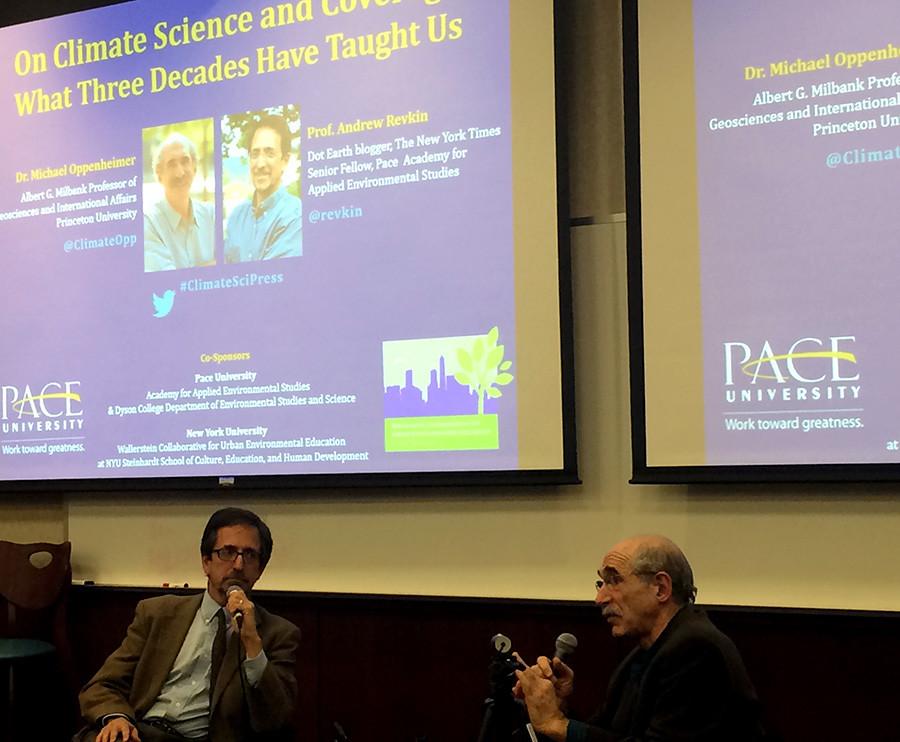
[628,0,900,482]
[0,0,576,491]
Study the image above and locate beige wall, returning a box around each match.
[0,496,66,543]
[5,1,900,611]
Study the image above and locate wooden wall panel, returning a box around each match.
[65,588,900,742]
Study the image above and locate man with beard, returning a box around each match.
[75,508,300,742]
[515,535,766,741]
[225,113,302,263]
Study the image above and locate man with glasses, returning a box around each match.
[515,535,766,741]
[75,508,300,742]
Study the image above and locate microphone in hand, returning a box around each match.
[554,632,577,663]
[546,632,577,700]
[225,583,245,631]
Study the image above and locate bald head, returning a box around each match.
[595,535,696,647]
[615,535,697,606]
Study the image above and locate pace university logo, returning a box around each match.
[722,335,861,404]
[0,380,84,433]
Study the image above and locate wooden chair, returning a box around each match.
[0,540,73,737]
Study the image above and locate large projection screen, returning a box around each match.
[627,0,900,483]
[0,0,576,491]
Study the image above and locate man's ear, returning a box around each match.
[653,572,673,603]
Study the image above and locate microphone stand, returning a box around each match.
[476,637,530,742]
[333,720,350,742]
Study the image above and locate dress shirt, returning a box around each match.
[144,196,215,271]
[224,186,302,263]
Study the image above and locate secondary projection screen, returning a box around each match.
[0,0,575,490]
[628,0,900,482]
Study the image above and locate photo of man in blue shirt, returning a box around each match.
[144,128,216,272]
[224,113,302,263]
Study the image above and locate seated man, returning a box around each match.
[516,535,765,741]
[75,508,300,742]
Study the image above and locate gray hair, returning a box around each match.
[153,132,198,173]
[632,539,697,605]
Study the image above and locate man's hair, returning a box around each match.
[153,132,198,172]
[200,507,273,570]
[246,114,293,159]
[632,539,697,605]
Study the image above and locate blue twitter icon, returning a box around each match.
[152,290,175,318]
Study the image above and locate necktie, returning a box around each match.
[210,608,226,702]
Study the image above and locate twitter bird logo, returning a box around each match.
[152,290,175,318]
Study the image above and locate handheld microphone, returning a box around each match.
[225,584,244,630]
[554,632,578,663]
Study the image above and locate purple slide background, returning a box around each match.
[0,0,519,478]
[693,0,900,464]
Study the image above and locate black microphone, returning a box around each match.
[554,632,578,663]
[225,584,244,630]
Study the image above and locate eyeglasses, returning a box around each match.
[595,571,633,591]
[596,576,620,590]
[212,546,261,566]
[597,570,672,592]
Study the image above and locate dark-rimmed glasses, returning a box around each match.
[212,546,260,566]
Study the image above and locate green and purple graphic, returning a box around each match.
[383,327,514,451]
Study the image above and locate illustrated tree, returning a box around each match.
[455,326,514,415]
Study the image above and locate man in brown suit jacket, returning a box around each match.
[76,508,300,742]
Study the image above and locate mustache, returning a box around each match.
[224,576,250,590]
[602,608,621,619]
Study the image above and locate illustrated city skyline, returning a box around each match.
[384,354,499,417]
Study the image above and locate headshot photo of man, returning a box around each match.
[143,120,216,272]
[222,107,302,264]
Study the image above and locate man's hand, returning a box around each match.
[225,586,262,659]
[512,653,575,701]
[515,663,570,742]
[95,717,140,742]
[537,655,575,699]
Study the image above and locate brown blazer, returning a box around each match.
[78,593,300,741]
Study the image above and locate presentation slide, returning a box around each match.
[0,0,569,484]
[635,0,900,473]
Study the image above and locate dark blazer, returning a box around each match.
[78,593,300,742]
[579,606,765,742]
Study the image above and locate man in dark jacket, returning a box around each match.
[516,535,765,741]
